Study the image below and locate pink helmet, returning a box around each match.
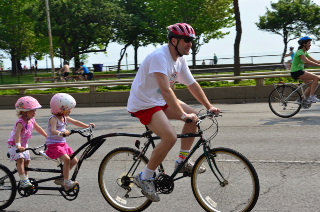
[50,93,76,114]
[15,96,42,111]
[167,23,196,39]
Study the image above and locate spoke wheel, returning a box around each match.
[98,147,152,212]
[191,147,259,212]
[0,164,16,210]
[269,85,302,118]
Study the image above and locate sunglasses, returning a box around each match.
[182,38,194,43]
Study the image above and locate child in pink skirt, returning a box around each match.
[45,93,95,191]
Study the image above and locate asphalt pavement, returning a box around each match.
[1,102,320,212]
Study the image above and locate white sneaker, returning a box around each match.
[307,95,320,103]
[20,179,33,188]
[63,180,78,191]
[133,173,160,202]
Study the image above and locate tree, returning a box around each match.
[113,0,163,72]
[233,0,242,83]
[0,0,38,75]
[256,0,320,63]
[151,0,235,67]
[34,0,125,69]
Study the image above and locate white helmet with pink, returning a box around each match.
[15,96,42,112]
[50,93,76,114]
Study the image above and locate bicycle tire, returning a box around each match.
[191,147,259,212]
[268,85,302,118]
[98,147,152,212]
[0,164,17,210]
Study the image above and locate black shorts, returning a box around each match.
[63,72,70,77]
[290,70,305,80]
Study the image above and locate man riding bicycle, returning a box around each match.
[127,23,220,202]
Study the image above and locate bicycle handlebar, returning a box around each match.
[66,124,94,138]
[16,144,47,155]
[186,111,221,124]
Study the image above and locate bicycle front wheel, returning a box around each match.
[191,147,259,212]
[269,85,302,118]
[0,164,17,210]
[98,147,152,212]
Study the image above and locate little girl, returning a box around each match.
[7,96,47,188]
[45,93,95,191]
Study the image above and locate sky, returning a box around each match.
[2,0,320,70]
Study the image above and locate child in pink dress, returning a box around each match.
[45,93,95,191]
[7,96,47,188]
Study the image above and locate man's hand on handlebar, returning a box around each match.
[183,113,199,123]
[208,106,221,115]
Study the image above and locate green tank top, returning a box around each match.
[291,49,310,72]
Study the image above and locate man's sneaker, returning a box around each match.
[133,173,160,202]
[307,95,320,103]
[63,180,79,191]
[54,178,64,186]
[20,179,33,188]
[174,160,206,174]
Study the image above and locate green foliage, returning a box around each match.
[256,0,320,62]
[149,0,234,66]
[33,0,126,65]
[0,0,40,70]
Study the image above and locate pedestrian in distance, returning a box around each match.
[45,93,95,191]
[290,36,320,102]
[127,23,220,202]
[7,96,47,188]
[213,53,218,65]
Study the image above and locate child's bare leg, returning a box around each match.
[59,154,71,180]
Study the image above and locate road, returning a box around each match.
[1,102,320,212]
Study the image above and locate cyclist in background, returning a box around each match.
[291,36,320,102]
[284,46,295,70]
[57,61,71,82]
[127,23,220,202]
[76,62,91,80]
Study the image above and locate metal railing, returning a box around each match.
[3,69,320,95]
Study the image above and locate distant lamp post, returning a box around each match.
[45,0,55,76]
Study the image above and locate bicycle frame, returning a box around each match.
[5,127,108,192]
[97,114,225,183]
[274,81,312,101]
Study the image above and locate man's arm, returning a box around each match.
[187,82,220,114]
[155,72,185,117]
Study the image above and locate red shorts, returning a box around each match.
[131,105,168,125]
[45,142,74,159]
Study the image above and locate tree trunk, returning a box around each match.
[117,44,130,73]
[233,0,242,84]
[134,42,139,71]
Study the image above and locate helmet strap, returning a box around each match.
[170,38,183,57]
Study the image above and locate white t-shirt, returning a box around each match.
[127,45,196,112]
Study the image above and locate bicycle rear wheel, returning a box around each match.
[0,164,17,210]
[98,147,152,212]
[191,147,259,212]
[269,85,302,118]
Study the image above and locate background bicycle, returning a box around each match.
[268,81,320,118]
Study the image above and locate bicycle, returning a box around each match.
[98,111,260,212]
[54,72,77,82]
[268,81,318,118]
[0,125,107,210]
